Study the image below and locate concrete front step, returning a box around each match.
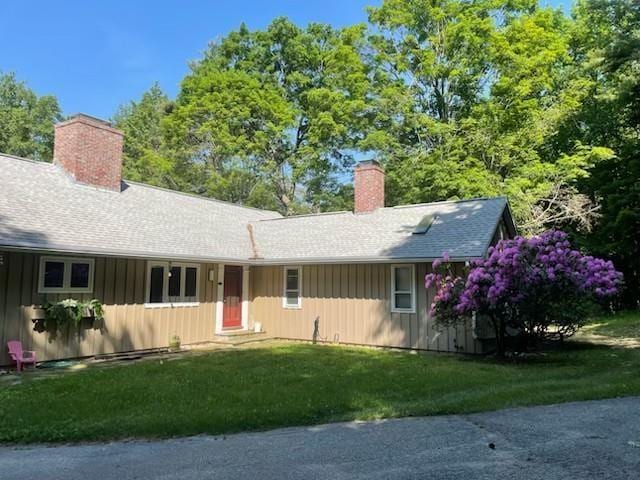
[211,331,272,346]
[216,329,262,337]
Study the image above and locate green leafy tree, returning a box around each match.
[164,68,294,209]
[0,72,61,160]
[569,0,640,307]
[112,84,186,190]
[164,18,372,213]
[366,0,608,233]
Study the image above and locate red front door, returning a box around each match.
[223,266,243,328]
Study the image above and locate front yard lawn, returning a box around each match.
[1,323,640,444]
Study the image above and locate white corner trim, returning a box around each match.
[215,264,225,334]
[241,265,250,329]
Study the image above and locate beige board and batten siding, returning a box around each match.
[0,251,217,365]
[250,263,481,353]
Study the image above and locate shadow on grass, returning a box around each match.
[1,341,639,444]
[447,338,623,368]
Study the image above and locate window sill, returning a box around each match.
[38,289,94,294]
[144,302,200,309]
[391,308,416,314]
[283,305,302,310]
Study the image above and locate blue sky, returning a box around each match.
[0,0,572,119]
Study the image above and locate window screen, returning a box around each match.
[284,267,301,308]
[185,267,198,298]
[149,266,165,303]
[391,265,414,312]
[168,266,182,298]
[43,261,65,288]
[70,262,91,288]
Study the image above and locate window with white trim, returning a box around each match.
[283,266,302,308]
[38,256,94,293]
[391,264,415,313]
[146,262,200,305]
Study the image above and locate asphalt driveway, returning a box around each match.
[1,397,639,479]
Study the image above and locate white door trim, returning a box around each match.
[241,265,250,330]
[215,264,225,334]
[215,264,249,333]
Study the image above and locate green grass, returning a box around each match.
[1,336,640,444]
[585,311,640,338]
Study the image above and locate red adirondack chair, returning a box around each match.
[7,341,37,372]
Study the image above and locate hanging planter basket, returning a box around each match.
[32,299,105,340]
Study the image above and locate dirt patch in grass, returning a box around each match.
[583,311,640,339]
[576,331,640,349]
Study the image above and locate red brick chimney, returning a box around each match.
[354,160,385,213]
[54,114,124,191]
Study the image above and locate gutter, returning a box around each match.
[248,255,482,265]
[0,243,482,266]
[0,243,253,265]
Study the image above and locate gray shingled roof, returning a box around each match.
[0,154,280,262]
[0,154,512,262]
[249,197,510,263]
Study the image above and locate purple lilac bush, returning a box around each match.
[426,231,623,356]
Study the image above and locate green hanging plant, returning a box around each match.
[33,298,105,339]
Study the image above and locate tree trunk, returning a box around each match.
[491,315,506,358]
